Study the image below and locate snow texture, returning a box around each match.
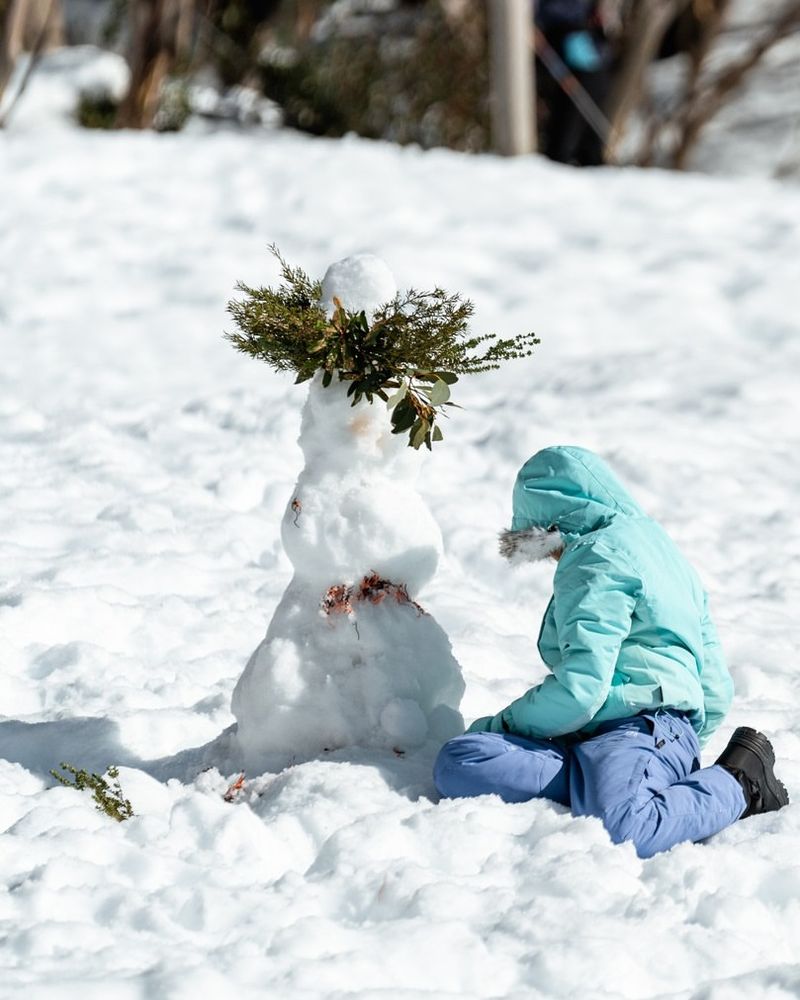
[2,49,800,1000]
[232,255,465,771]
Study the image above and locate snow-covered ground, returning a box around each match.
[2,66,800,997]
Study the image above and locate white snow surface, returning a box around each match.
[3,93,800,998]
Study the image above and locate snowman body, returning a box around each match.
[231,256,465,771]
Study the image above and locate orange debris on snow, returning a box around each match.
[322,583,354,616]
[321,572,426,618]
[223,773,246,802]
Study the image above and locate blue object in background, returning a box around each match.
[563,30,603,71]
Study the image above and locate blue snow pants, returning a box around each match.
[433,710,747,858]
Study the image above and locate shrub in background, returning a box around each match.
[258,0,490,152]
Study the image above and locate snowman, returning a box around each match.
[231,255,465,772]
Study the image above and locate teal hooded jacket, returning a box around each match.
[468,446,733,748]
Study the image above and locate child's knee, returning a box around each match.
[433,733,507,798]
[595,801,660,858]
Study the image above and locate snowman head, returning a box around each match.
[320,254,397,322]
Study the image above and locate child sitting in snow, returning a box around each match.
[434,446,789,858]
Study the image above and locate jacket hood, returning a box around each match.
[510,446,645,539]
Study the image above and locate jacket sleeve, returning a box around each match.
[480,541,640,740]
[696,592,734,747]
[466,715,499,734]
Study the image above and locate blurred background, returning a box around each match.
[1,0,799,178]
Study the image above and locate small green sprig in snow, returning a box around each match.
[50,763,134,822]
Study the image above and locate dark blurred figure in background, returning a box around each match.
[536,0,613,166]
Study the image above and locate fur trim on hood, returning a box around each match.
[498,526,564,564]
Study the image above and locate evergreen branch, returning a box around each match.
[50,762,134,822]
[226,247,539,449]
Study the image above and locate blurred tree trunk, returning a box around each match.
[0,0,63,103]
[116,0,196,128]
[604,0,691,160]
[634,0,730,166]
[294,0,317,44]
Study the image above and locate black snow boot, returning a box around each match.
[715,727,789,818]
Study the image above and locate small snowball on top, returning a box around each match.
[320,254,397,321]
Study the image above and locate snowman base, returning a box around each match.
[231,581,465,774]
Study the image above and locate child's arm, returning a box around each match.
[468,541,640,739]
[696,592,734,747]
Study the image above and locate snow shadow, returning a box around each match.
[0,717,440,801]
[0,716,243,784]
[0,716,144,779]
